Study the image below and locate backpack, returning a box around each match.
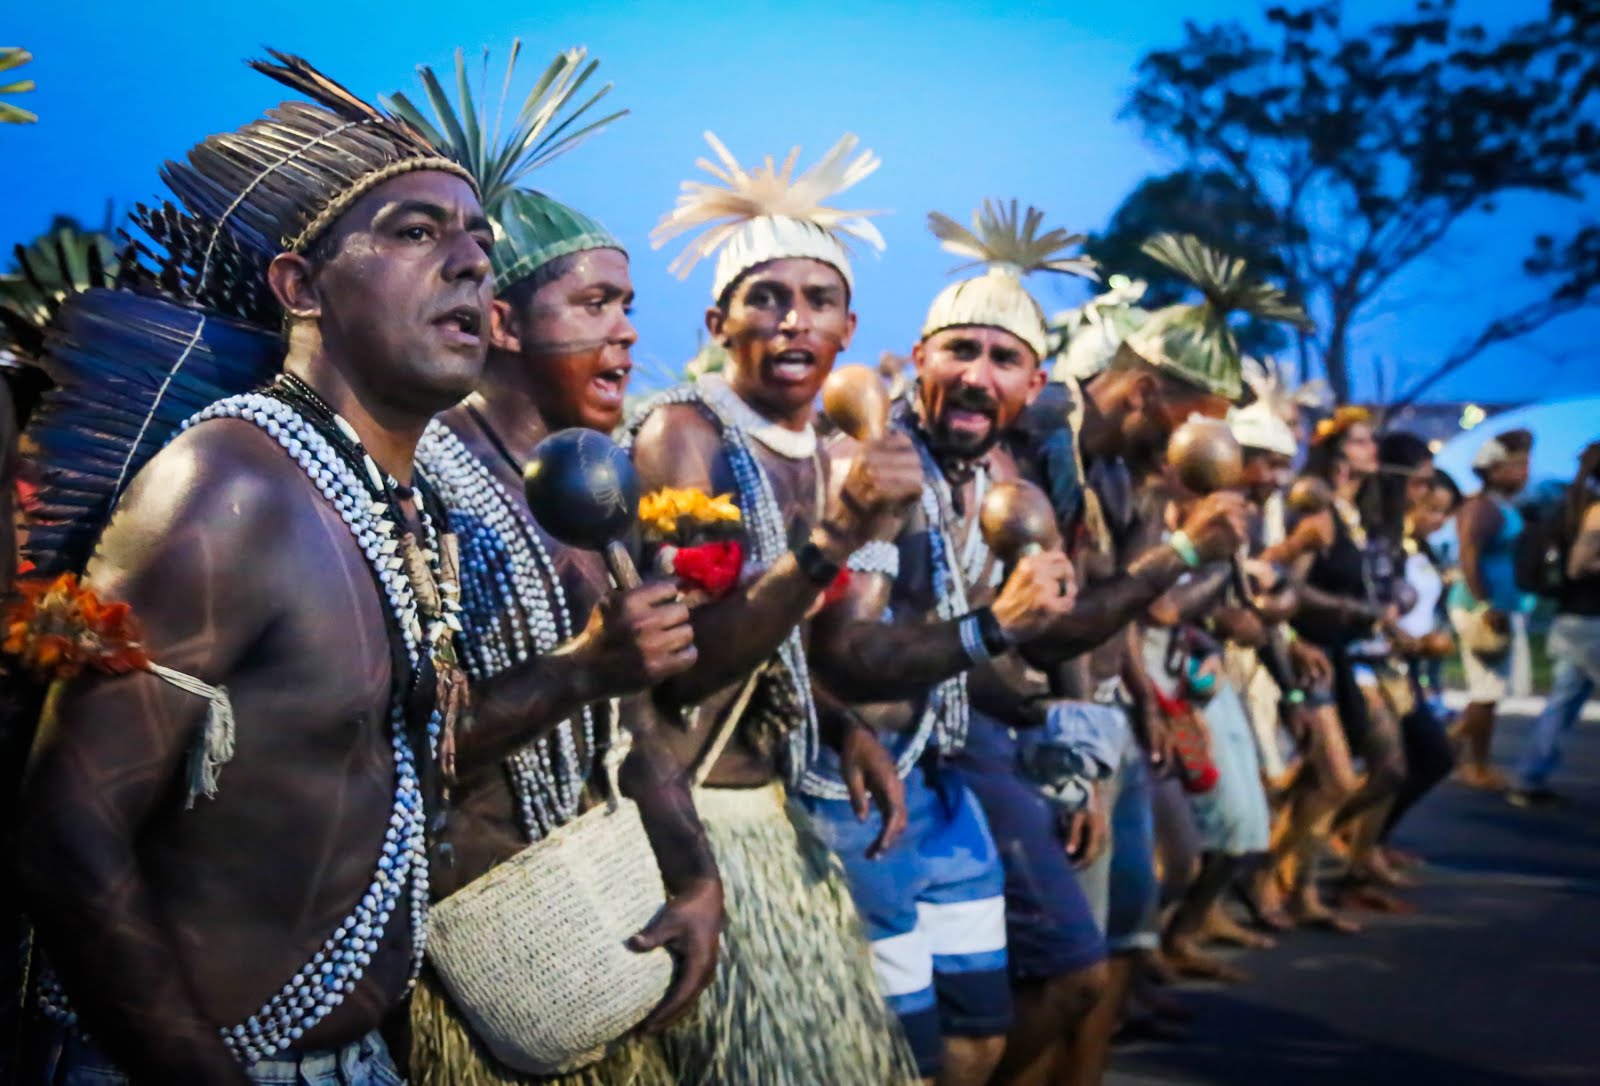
[1514,510,1567,598]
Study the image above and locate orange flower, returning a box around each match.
[1311,406,1372,445]
[2,573,150,680]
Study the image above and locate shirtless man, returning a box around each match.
[11,60,642,1084]
[630,133,925,1084]
[808,211,1248,1086]
[397,56,719,1084]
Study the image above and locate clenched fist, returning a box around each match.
[1178,491,1251,563]
[992,550,1078,643]
[831,432,924,547]
[571,581,698,696]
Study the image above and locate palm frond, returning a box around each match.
[1139,232,1310,327]
[928,199,1098,281]
[0,223,119,361]
[652,131,886,279]
[0,47,37,123]
[383,42,627,214]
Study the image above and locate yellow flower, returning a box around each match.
[638,487,743,539]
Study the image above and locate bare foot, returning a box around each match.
[1288,892,1361,934]
[1163,939,1250,984]
[1348,853,1415,889]
[1242,877,1296,933]
[1203,908,1277,950]
[1455,764,1509,792]
[1382,845,1424,870]
[1335,881,1415,915]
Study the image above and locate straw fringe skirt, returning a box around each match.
[410,969,675,1086]
[661,782,919,1086]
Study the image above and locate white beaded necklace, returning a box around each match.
[415,420,599,841]
[909,425,991,758]
[40,392,441,1065]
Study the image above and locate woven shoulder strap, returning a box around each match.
[691,668,764,788]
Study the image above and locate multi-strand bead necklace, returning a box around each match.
[415,417,598,841]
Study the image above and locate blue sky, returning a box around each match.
[4,0,1596,404]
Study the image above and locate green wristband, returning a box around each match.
[1168,530,1201,569]
[1284,688,1307,705]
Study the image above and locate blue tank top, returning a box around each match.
[1448,495,1526,613]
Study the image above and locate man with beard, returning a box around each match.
[1450,428,1535,790]
[389,49,719,1085]
[807,208,1249,1086]
[9,56,641,1084]
[629,133,927,1085]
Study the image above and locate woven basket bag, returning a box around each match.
[426,732,672,1074]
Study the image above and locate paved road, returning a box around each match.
[1108,710,1600,1086]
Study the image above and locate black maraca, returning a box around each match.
[524,428,643,589]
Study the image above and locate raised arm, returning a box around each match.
[631,405,921,707]
[15,424,290,1084]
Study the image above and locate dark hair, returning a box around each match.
[1364,430,1431,543]
[1562,441,1600,542]
[1433,468,1462,510]
[1471,427,1534,483]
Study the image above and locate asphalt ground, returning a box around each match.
[1107,709,1600,1086]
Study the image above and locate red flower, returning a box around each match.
[670,540,744,597]
[821,568,852,607]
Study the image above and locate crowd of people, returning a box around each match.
[1,43,1598,1086]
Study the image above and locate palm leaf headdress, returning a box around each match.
[651,132,886,292]
[921,200,1096,358]
[1123,232,1312,402]
[383,42,626,216]
[928,199,1098,281]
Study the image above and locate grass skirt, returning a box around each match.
[409,969,675,1086]
[661,782,919,1086]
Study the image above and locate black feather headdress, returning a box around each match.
[15,49,458,575]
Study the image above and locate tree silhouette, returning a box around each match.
[1115,0,1599,402]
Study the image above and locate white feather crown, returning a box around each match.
[651,131,886,301]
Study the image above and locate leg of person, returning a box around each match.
[1065,744,1161,1086]
[909,765,1015,1086]
[1175,683,1273,956]
[806,766,949,1083]
[664,784,920,1086]
[1449,611,1512,789]
[1149,775,1200,912]
[954,749,1105,1086]
[1382,702,1455,840]
[1279,704,1360,932]
[1514,615,1600,802]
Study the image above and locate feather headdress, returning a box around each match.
[162,49,475,269]
[385,43,628,293]
[1242,355,1332,419]
[922,200,1098,359]
[1048,274,1149,383]
[13,51,433,575]
[1120,233,1311,403]
[651,132,886,301]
